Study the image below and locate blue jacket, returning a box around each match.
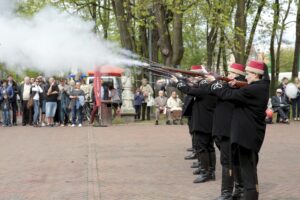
[134,93,144,106]
[0,86,14,101]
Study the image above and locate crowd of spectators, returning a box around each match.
[0,75,120,127]
[0,74,185,127]
[267,77,300,124]
[134,78,183,125]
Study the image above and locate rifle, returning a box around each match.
[148,63,248,88]
[143,64,199,87]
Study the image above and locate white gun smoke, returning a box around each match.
[0,0,146,75]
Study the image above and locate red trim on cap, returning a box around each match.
[229,63,245,76]
[246,60,265,75]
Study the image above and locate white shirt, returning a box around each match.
[22,84,31,101]
[167,96,183,111]
[31,85,43,100]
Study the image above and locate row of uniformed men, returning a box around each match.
[172,61,269,200]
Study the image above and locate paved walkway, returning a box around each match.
[0,122,299,200]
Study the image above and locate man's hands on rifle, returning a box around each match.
[205,75,216,82]
[170,75,179,83]
[228,79,237,88]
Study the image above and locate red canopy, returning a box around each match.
[88,66,125,77]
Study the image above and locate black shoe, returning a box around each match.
[193,171,213,183]
[193,168,203,175]
[166,120,171,125]
[214,195,233,200]
[190,161,200,168]
[155,120,158,125]
[186,147,194,152]
[184,153,197,160]
[215,166,234,200]
[210,169,216,180]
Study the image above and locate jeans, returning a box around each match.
[2,109,11,125]
[291,97,300,118]
[60,102,69,125]
[72,105,83,124]
[33,100,40,124]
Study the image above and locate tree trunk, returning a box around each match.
[151,27,159,63]
[171,0,184,66]
[244,0,266,62]
[100,0,111,39]
[138,22,148,58]
[234,0,246,65]
[275,0,292,84]
[206,25,218,71]
[270,0,279,96]
[154,1,173,66]
[112,0,134,51]
[293,1,300,79]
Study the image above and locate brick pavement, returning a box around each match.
[0,122,299,200]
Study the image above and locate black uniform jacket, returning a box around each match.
[182,95,194,117]
[211,80,269,152]
[212,83,235,139]
[177,81,217,134]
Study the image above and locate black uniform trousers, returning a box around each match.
[237,145,258,196]
[215,137,231,167]
[193,131,215,171]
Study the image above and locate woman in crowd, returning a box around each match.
[291,77,300,121]
[69,82,85,127]
[108,84,121,118]
[31,78,44,127]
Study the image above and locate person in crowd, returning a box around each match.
[271,88,290,123]
[1,93,12,127]
[134,88,144,120]
[30,77,35,85]
[19,77,32,126]
[1,80,14,127]
[69,82,85,127]
[31,78,43,127]
[90,79,109,125]
[166,91,183,125]
[140,78,154,120]
[58,78,71,126]
[7,75,19,125]
[80,79,92,102]
[38,76,47,127]
[278,77,289,99]
[45,77,59,127]
[108,84,121,118]
[154,90,168,125]
[291,77,300,121]
[0,80,3,124]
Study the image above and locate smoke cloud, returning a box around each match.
[0,1,145,75]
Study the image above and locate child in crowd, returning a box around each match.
[134,88,144,120]
[1,93,12,127]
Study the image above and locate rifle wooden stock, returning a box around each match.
[216,77,248,88]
